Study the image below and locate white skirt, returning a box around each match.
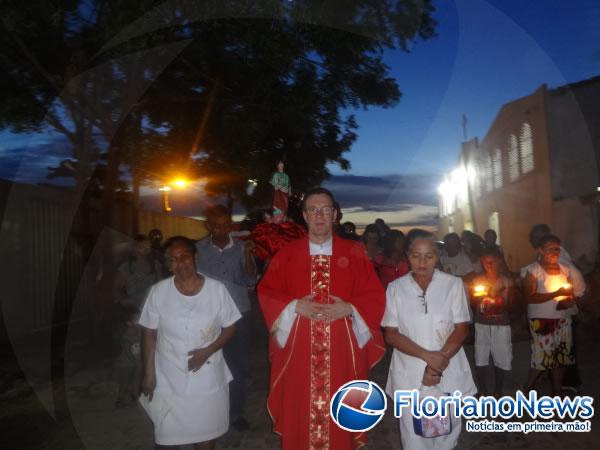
[154,385,229,445]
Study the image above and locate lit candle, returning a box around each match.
[473,284,488,297]
[556,283,571,302]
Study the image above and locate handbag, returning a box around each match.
[413,386,453,438]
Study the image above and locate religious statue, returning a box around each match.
[269,160,290,220]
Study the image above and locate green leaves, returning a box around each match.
[1,0,436,211]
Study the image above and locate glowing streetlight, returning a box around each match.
[158,177,190,213]
[173,178,188,188]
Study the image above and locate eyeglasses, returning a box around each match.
[418,291,428,314]
[306,206,334,216]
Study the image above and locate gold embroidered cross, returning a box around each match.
[315,397,327,410]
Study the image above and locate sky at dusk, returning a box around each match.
[1,0,600,226]
[335,0,600,176]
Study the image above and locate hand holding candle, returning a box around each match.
[555,283,572,301]
[555,283,575,309]
[473,284,490,315]
[473,284,488,297]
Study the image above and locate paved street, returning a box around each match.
[2,311,600,450]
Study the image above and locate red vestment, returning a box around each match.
[258,236,386,450]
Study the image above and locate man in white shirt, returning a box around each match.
[440,232,475,277]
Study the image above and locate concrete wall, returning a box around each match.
[439,81,599,272]
[0,181,208,339]
[552,197,598,273]
[546,78,600,200]
[471,87,555,270]
[437,210,466,239]
[137,208,208,241]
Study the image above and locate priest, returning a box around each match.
[258,187,386,450]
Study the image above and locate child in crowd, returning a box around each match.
[469,247,514,397]
[114,305,142,408]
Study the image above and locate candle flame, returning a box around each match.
[473,284,488,297]
[551,281,571,301]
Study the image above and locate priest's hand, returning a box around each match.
[188,347,212,372]
[321,295,353,321]
[296,294,327,320]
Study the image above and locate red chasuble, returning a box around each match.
[258,236,386,450]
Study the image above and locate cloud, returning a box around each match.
[137,173,441,227]
[323,173,442,209]
[340,204,438,228]
[0,138,442,229]
[0,137,73,184]
[323,173,441,227]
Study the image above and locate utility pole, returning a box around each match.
[160,186,172,213]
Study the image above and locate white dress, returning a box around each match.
[139,275,242,445]
[382,270,476,450]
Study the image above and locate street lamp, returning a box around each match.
[159,178,189,213]
[159,185,172,213]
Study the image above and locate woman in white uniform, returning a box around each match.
[140,236,241,449]
[382,230,476,450]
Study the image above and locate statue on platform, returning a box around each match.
[269,160,291,221]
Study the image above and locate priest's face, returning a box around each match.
[303,193,337,241]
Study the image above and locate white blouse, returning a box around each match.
[382,270,476,396]
[525,262,585,319]
[139,276,241,396]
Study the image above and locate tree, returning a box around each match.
[134,0,435,209]
[1,0,436,216]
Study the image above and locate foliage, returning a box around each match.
[0,0,436,212]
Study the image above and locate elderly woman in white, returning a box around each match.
[139,236,241,450]
[382,230,476,450]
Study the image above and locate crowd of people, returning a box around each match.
[107,187,589,450]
